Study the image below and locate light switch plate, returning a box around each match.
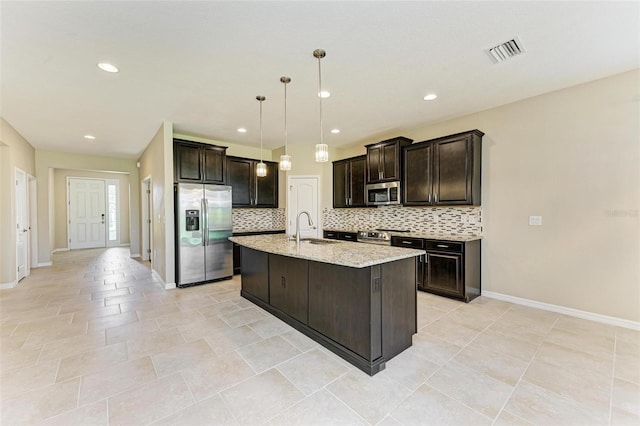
[529,215,543,226]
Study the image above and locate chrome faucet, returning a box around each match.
[295,211,314,244]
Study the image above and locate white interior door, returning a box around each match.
[15,168,28,281]
[287,176,319,239]
[141,178,152,261]
[68,178,106,250]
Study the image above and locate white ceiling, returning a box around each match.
[1,1,638,159]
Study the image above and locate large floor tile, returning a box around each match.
[126,328,185,360]
[612,377,640,418]
[389,384,492,425]
[108,373,195,425]
[152,394,238,425]
[0,358,60,399]
[468,328,539,362]
[270,389,367,425]
[0,378,80,424]
[181,351,255,401]
[277,348,348,395]
[326,370,413,424]
[220,307,269,328]
[204,324,264,354]
[451,343,530,386]
[151,338,216,377]
[79,356,157,405]
[56,341,128,382]
[42,399,108,426]
[380,349,440,391]
[237,335,301,373]
[221,368,304,425]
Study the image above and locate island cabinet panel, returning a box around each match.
[381,257,418,350]
[240,247,269,303]
[269,255,308,324]
[308,263,381,361]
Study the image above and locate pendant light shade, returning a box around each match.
[279,76,292,171]
[256,95,267,177]
[314,49,329,162]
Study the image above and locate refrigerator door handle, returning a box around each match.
[202,198,207,246]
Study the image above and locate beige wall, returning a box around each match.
[173,133,271,160]
[0,118,36,285]
[339,70,640,322]
[139,122,174,285]
[35,150,140,264]
[52,169,131,250]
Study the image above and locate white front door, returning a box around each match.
[15,169,28,281]
[68,178,106,250]
[287,176,320,239]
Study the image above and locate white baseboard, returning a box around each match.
[164,282,177,290]
[36,262,52,267]
[130,253,141,258]
[482,290,640,331]
[150,269,176,290]
[52,248,69,253]
[119,244,130,247]
[0,279,18,289]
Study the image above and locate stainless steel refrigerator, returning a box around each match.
[175,183,233,287]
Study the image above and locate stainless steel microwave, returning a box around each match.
[366,181,400,206]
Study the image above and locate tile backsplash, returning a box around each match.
[323,205,482,236]
[232,208,286,232]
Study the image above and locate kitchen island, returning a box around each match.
[229,234,425,375]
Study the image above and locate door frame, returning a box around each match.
[141,176,153,261]
[286,175,321,238]
[15,168,29,281]
[29,175,38,268]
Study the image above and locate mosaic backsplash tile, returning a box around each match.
[232,208,286,232]
[323,205,482,236]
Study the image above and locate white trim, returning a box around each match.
[52,248,70,253]
[164,282,176,290]
[36,262,52,267]
[130,253,141,258]
[482,290,640,331]
[0,279,18,289]
[150,268,175,290]
[119,244,130,247]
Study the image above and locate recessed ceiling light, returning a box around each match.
[84,135,96,140]
[318,91,331,98]
[237,128,247,133]
[331,129,340,134]
[97,62,119,73]
[423,94,438,101]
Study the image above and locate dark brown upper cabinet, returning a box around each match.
[402,130,483,206]
[174,139,227,184]
[365,137,412,184]
[226,156,278,208]
[333,155,367,208]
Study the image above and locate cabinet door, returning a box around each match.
[227,157,253,207]
[269,255,308,324]
[232,243,241,275]
[202,145,226,184]
[381,143,399,180]
[255,162,278,208]
[308,262,380,361]
[433,136,471,205]
[332,160,348,208]
[367,145,382,183]
[425,252,463,298]
[349,156,367,207]
[241,247,269,303]
[403,143,432,205]
[175,142,202,182]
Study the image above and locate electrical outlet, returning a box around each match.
[529,215,543,226]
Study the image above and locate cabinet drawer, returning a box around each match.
[323,231,338,240]
[339,232,358,241]
[390,236,424,249]
[425,241,463,253]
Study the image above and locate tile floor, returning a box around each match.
[1,247,638,425]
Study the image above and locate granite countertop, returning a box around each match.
[229,234,425,268]
[324,228,481,242]
[232,229,285,235]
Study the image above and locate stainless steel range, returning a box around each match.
[356,228,410,245]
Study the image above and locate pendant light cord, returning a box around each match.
[284,81,288,155]
[317,55,324,146]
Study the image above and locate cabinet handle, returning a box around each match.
[437,244,449,248]
[402,241,413,245]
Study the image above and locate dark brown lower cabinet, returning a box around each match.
[239,246,417,375]
[423,239,480,302]
[269,255,308,324]
[239,248,269,303]
[233,230,285,275]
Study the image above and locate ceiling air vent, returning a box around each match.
[485,37,525,64]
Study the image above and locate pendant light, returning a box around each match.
[314,49,329,162]
[256,95,267,177]
[279,76,292,171]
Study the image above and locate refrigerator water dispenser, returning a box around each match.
[185,210,200,231]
